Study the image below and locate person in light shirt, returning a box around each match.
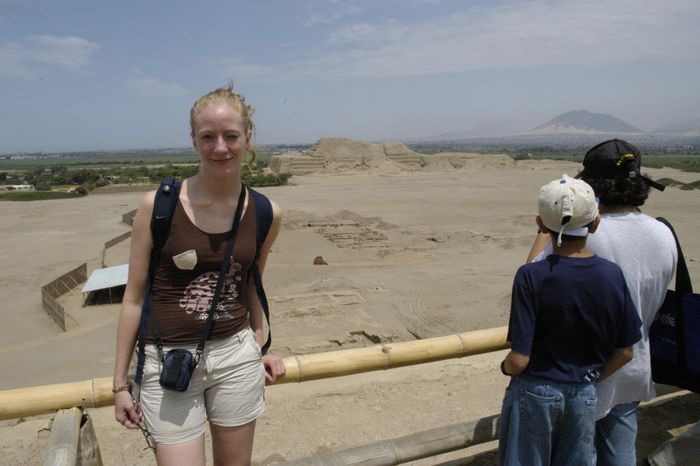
[526,139,677,466]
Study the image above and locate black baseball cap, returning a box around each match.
[579,139,665,191]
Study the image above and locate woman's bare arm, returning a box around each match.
[247,200,285,382]
[113,191,155,428]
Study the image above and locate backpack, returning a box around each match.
[133,177,273,390]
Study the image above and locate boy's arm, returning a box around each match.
[502,350,530,376]
[598,346,634,382]
[502,267,536,376]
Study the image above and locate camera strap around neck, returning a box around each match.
[150,184,248,366]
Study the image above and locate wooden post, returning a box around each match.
[43,407,82,466]
[79,411,103,466]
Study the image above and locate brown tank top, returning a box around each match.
[147,195,256,345]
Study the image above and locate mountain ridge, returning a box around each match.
[532,110,642,134]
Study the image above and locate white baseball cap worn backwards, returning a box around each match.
[538,175,598,246]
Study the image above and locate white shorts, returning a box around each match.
[139,326,266,444]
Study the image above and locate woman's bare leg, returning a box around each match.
[210,420,256,466]
[155,434,206,466]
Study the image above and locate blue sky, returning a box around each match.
[2,0,699,153]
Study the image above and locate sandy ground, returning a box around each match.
[1,157,699,465]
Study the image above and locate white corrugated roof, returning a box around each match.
[81,264,129,292]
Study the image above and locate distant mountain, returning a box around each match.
[532,110,642,134]
[422,121,521,141]
[414,110,700,146]
[654,118,700,136]
[426,128,505,141]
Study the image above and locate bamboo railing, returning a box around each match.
[0,326,508,421]
[279,415,500,466]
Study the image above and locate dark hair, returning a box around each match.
[548,232,588,244]
[578,171,650,207]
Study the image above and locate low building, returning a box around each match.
[0,184,35,191]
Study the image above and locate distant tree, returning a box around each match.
[23,172,37,184]
[242,172,291,187]
[71,168,103,185]
[512,150,531,161]
[0,172,6,183]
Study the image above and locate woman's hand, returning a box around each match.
[262,354,286,384]
[114,391,143,429]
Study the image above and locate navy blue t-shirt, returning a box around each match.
[508,254,642,384]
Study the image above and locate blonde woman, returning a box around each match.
[113,84,285,465]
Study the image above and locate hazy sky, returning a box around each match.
[2,0,699,153]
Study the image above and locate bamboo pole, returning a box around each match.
[278,414,500,466]
[280,326,509,382]
[0,378,114,421]
[43,407,82,466]
[0,326,509,420]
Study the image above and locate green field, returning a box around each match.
[0,153,197,169]
[0,151,274,170]
[531,154,700,173]
[2,150,696,200]
[0,149,289,200]
[528,154,700,189]
[638,155,700,172]
[0,191,84,201]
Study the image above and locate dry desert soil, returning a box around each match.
[1,157,699,465]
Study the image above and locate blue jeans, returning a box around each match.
[595,401,640,466]
[499,375,597,466]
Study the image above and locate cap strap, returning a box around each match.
[557,225,564,247]
[641,175,666,192]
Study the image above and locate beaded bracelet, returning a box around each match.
[112,383,131,394]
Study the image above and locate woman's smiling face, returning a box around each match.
[192,102,250,175]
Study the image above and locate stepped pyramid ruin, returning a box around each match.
[268,137,515,175]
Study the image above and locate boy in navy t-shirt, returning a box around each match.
[498,175,642,466]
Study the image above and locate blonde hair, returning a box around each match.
[190,82,257,167]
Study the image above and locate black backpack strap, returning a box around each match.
[134,177,181,387]
[251,188,273,257]
[250,188,273,355]
[656,217,691,368]
[150,177,181,256]
[656,217,691,293]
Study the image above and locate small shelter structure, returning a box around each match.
[81,264,128,305]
